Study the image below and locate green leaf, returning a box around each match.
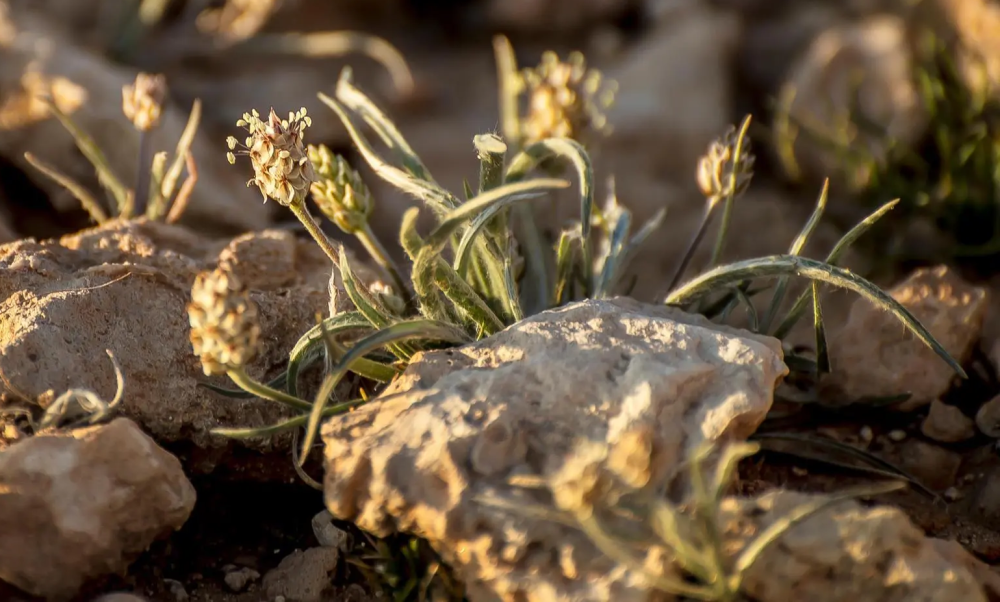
[760,178,829,334]
[319,91,456,215]
[506,138,595,295]
[666,254,966,379]
[298,320,472,465]
[286,311,388,397]
[772,198,899,339]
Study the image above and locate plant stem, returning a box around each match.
[289,201,342,266]
[356,224,409,309]
[132,129,153,218]
[227,367,313,412]
[662,199,719,296]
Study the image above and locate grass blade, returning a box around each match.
[760,179,829,334]
[812,281,830,374]
[772,198,900,339]
[666,254,966,379]
[286,311,377,396]
[40,97,131,212]
[161,98,202,203]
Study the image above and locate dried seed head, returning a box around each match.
[519,51,617,148]
[195,0,281,43]
[227,107,316,207]
[122,72,166,132]
[188,267,261,376]
[696,123,755,201]
[307,144,373,234]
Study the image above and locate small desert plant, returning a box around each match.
[773,29,1000,264]
[193,35,964,476]
[477,438,904,601]
[25,71,200,225]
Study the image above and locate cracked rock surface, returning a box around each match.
[322,297,788,601]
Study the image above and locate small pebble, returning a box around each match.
[944,487,963,502]
[223,567,260,593]
[888,429,907,442]
[859,426,873,443]
[163,579,189,602]
[311,510,349,549]
[791,466,808,477]
[978,394,1000,437]
[922,399,976,443]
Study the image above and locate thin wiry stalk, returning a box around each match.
[165,151,197,224]
[288,202,342,266]
[132,130,153,217]
[760,179,829,334]
[665,254,967,379]
[338,246,416,360]
[159,99,202,207]
[23,152,109,223]
[772,198,900,339]
[356,223,409,307]
[298,319,472,464]
[707,115,753,268]
[812,281,830,373]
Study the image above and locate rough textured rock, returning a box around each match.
[0,3,270,232]
[0,417,196,601]
[322,297,788,601]
[0,219,368,471]
[825,265,986,410]
[262,547,341,602]
[723,489,991,602]
[773,15,928,190]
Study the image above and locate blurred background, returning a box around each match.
[1,0,998,309]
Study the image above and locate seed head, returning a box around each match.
[307,144,373,234]
[696,122,755,202]
[227,107,316,207]
[519,51,617,148]
[122,72,166,132]
[188,267,261,376]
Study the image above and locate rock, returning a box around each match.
[922,399,976,442]
[0,4,270,233]
[723,489,990,602]
[977,394,1000,437]
[162,578,189,602]
[482,0,638,35]
[90,594,151,602]
[322,297,787,601]
[604,4,740,195]
[0,418,196,601]
[262,548,340,602]
[825,265,987,410]
[0,219,370,473]
[895,439,963,491]
[914,0,1000,99]
[971,467,1000,532]
[223,566,260,593]
[773,15,928,190]
[311,510,350,550]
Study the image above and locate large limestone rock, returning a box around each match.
[724,489,992,602]
[0,417,196,601]
[825,265,986,410]
[0,219,365,472]
[322,297,788,601]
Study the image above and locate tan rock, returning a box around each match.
[262,547,341,602]
[0,417,196,601]
[825,265,986,409]
[922,399,976,443]
[322,297,787,601]
[773,15,928,190]
[0,219,367,470]
[0,4,270,233]
[724,489,989,602]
